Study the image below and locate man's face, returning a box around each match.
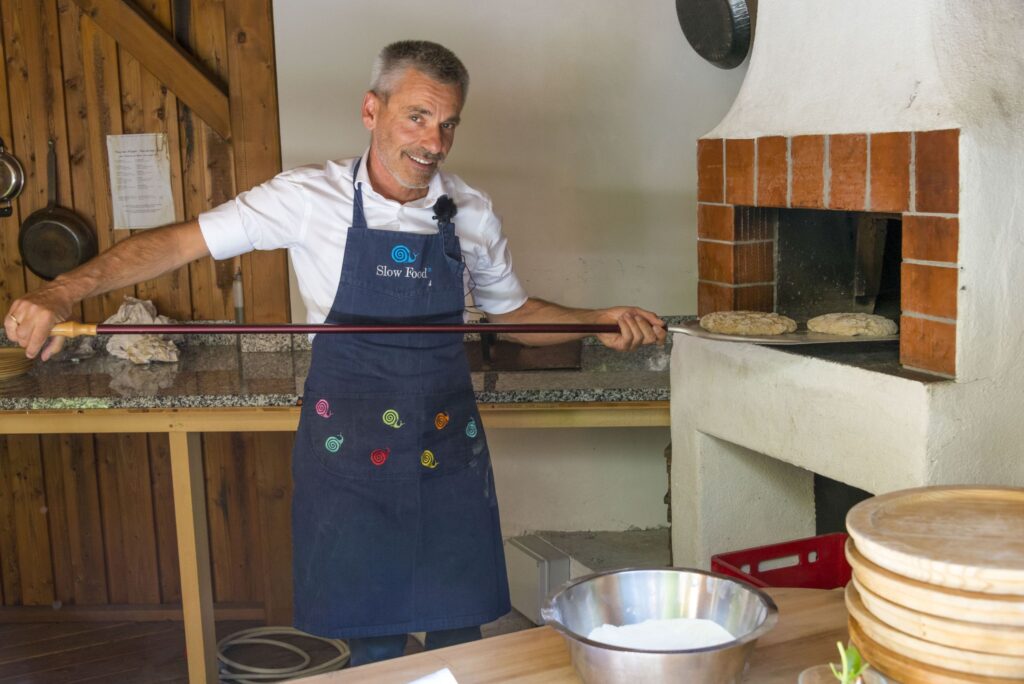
[362,68,463,201]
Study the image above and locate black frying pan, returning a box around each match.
[676,0,756,69]
[18,140,96,280]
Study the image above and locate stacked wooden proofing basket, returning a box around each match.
[844,486,1024,684]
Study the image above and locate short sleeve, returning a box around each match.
[468,208,528,314]
[198,174,308,260]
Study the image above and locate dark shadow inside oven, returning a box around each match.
[767,207,902,325]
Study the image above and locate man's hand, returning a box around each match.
[489,297,666,349]
[5,281,75,361]
[593,306,666,351]
[4,219,210,362]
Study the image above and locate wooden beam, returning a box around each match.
[180,0,237,322]
[72,0,231,139]
[169,431,217,683]
[253,432,294,625]
[0,2,30,305]
[79,9,133,320]
[223,0,288,322]
[0,601,264,622]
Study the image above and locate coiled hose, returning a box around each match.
[217,626,350,682]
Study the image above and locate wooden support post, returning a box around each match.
[72,0,231,139]
[169,432,217,683]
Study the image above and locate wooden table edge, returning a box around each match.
[0,401,669,433]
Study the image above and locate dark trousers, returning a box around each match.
[347,626,482,666]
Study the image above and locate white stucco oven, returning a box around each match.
[671,0,1024,566]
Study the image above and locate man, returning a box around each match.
[5,41,665,664]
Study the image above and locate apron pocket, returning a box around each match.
[441,248,465,281]
[302,396,422,481]
[417,391,488,477]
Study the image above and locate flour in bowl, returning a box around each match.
[587,617,734,650]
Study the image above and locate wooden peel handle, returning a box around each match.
[50,321,99,337]
[47,321,625,336]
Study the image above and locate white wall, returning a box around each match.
[273,0,746,534]
[487,428,671,536]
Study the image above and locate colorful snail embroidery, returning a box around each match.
[421,450,438,469]
[390,245,418,264]
[315,399,332,418]
[324,433,344,453]
[382,409,404,428]
[434,412,450,430]
[370,448,390,466]
[465,419,478,438]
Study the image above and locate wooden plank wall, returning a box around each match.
[0,0,294,623]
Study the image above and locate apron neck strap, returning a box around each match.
[350,157,369,231]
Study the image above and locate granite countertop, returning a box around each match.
[0,328,677,411]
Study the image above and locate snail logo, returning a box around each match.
[314,399,332,419]
[382,409,404,429]
[370,448,390,466]
[434,412,450,430]
[420,450,438,469]
[390,245,418,264]
[324,433,344,453]
[465,419,478,438]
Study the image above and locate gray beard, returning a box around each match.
[376,146,438,190]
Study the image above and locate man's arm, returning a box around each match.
[4,219,210,360]
[486,297,666,351]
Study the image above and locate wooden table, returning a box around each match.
[0,400,668,683]
[298,587,848,684]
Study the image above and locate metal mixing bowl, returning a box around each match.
[541,567,778,684]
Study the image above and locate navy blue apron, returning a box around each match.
[291,159,510,638]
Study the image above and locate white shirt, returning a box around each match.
[197,150,528,324]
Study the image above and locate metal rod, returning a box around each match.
[50,321,621,337]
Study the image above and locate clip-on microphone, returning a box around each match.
[432,195,458,224]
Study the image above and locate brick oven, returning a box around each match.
[670,0,1024,568]
[696,130,958,376]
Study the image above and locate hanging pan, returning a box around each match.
[0,136,25,218]
[18,140,97,280]
[675,0,756,69]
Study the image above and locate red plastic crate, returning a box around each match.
[710,532,852,590]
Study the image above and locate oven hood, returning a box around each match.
[693,0,1024,381]
[709,0,1021,139]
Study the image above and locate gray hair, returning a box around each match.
[370,40,469,101]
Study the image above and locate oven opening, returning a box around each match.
[736,206,923,378]
[772,207,902,325]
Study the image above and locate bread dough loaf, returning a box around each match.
[807,312,898,336]
[699,311,797,336]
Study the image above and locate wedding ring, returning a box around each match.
[6,313,18,325]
